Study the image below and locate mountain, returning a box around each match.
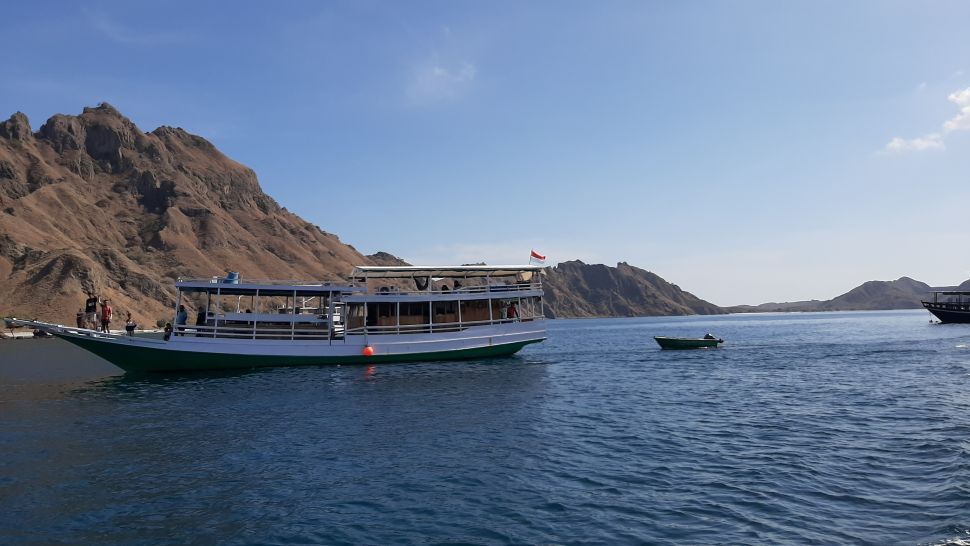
[727,276,952,313]
[0,103,369,326]
[541,260,725,318]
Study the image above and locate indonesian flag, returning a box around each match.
[529,250,546,264]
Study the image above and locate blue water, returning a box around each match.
[3,310,970,545]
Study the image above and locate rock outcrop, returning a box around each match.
[541,260,725,318]
[0,103,368,326]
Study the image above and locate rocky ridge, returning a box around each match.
[541,260,725,318]
[0,103,368,326]
[726,277,952,313]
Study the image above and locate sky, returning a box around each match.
[3,1,970,306]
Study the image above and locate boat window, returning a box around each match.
[399,302,430,327]
[346,303,365,330]
[459,300,489,323]
[433,301,457,324]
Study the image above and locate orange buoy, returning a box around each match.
[362,346,375,357]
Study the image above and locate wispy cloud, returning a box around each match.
[405,56,476,107]
[86,9,184,46]
[885,86,970,154]
[885,133,944,153]
[942,87,970,131]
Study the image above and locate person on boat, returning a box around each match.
[194,307,208,336]
[124,312,136,336]
[99,299,113,333]
[163,322,173,341]
[507,302,518,320]
[84,292,99,329]
[175,305,188,335]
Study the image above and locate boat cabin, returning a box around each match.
[173,265,544,341]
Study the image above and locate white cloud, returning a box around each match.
[405,58,476,106]
[885,86,970,153]
[942,87,970,131]
[885,133,944,153]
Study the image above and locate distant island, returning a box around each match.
[0,104,964,325]
[725,277,968,314]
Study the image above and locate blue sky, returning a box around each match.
[3,1,970,305]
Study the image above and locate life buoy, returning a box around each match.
[415,276,429,291]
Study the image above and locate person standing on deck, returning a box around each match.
[124,312,136,336]
[84,292,99,329]
[100,299,113,333]
[507,301,518,320]
[175,305,188,335]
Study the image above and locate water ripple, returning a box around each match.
[2,310,970,544]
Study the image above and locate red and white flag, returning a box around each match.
[529,250,546,265]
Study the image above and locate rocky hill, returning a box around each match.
[0,103,369,326]
[541,261,725,318]
[727,276,955,313]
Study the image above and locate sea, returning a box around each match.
[2,309,970,545]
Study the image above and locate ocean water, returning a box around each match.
[2,309,970,545]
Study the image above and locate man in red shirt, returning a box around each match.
[100,299,113,333]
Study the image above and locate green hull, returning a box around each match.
[57,334,542,373]
[654,336,723,350]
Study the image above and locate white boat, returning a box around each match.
[7,265,546,372]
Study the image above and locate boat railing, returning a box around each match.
[343,316,542,336]
[175,323,336,340]
[924,300,970,311]
[174,314,542,340]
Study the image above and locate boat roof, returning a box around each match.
[176,279,357,295]
[929,290,970,295]
[350,265,543,279]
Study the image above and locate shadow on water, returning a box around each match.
[65,352,551,401]
[1,334,551,403]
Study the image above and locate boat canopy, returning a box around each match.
[175,279,357,296]
[928,290,970,295]
[350,265,543,280]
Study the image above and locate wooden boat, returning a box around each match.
[922,291,970,323]
[654,334,723,350]
[6,265,546,372]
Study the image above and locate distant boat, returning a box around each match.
[922,291,970,323]
[654,334,724,350]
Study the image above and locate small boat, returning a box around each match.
[654,334,724,350]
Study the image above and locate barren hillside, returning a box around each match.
[0,103,369,326]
